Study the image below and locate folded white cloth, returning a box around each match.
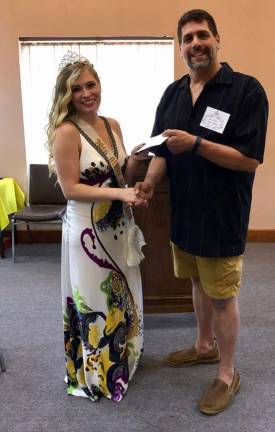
[126,222,146,267]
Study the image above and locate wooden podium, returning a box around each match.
[133,160,193,314]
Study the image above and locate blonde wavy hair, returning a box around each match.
[46,60,100,172]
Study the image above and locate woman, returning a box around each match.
[46,54,145,402]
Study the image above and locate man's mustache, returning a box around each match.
[190,47,210,56]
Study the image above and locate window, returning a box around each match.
[19,38,174,165]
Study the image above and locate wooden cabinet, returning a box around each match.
[133,160,193,314]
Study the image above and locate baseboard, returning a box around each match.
[246,230,275,242]
[13,229,275,243]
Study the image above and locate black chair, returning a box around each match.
[11,164,67,262]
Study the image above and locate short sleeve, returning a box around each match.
[231,78,268,163]
[151,91,169,158]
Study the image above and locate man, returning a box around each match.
[136,9,268,415]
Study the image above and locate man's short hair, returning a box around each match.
[177,9,219,43]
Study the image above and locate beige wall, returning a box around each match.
[1,0,274,229]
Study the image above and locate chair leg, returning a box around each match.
[0,351,6,372]
[0,230,4,259]
[12,219,15,263]
[27,223,32,243]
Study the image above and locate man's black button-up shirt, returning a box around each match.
[153,63,268,257]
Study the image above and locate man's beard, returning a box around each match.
[187,48,213,70]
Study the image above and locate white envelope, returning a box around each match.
[135,133,167,153]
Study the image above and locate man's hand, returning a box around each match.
[134,180,154,206]
[163,129,196,154]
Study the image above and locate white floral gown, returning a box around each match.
[61,118,144,402]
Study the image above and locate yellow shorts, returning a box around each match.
[171,242,243,300]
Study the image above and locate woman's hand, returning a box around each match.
[124,144,151,189]
[117,187,141,204]
[117,187,148,206]
[130,143,150,161]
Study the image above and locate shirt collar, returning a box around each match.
[178,62,234,89]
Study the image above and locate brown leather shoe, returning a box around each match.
[165,343,220,368]
[198,370,241,415]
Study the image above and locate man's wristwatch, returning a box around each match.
[191,136,202,153]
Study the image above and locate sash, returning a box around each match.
[71,116,145,266]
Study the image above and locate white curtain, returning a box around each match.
[19,40,174,165]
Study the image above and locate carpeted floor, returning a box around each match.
[0,243,274,432]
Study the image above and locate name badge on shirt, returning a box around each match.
[200,106,230,134]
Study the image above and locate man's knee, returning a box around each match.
[191,276,200,285]
[191,276,204,292]
[212,297,234,311]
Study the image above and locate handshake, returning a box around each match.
[119,180,154,206]
[133,180,154,207]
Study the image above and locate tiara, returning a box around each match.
[58,50,89,72]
